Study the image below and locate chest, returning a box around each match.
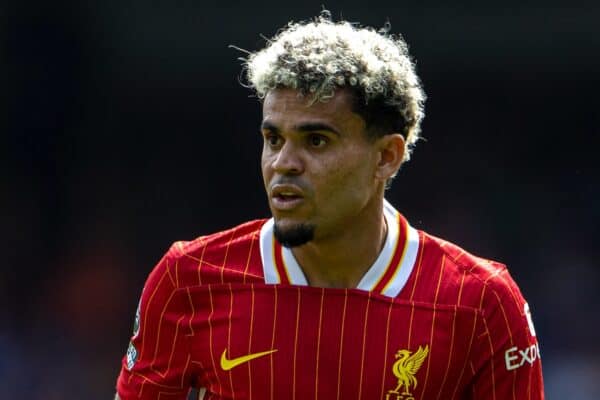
[188,285,478,400]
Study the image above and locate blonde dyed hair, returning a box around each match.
[244,11,426,163]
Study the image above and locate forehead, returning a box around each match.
[262,88,365,133]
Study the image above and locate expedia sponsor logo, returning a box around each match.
[504,342,540,371]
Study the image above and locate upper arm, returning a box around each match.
[469,269,544,399]
[115,247,195,399]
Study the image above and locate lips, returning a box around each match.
[270,184,305,211]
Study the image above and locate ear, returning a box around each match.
[374,133,405,181]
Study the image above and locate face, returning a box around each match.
[261,88,384,247]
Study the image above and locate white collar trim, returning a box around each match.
[258,200,420,298]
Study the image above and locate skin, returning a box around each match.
[261,88,405,288]
[114,88,406,398]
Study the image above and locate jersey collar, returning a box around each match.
[259,200,420,298]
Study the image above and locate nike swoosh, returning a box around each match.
[220,348,277,371]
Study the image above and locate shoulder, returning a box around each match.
[170,219,266,258]
[414,231,527,316]
[153,219,268,289]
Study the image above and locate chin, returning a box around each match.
[273,221,315,248]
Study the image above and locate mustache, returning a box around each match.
[269,176,307,189]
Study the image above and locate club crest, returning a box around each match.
[385,345,429,400]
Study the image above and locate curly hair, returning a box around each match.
[243,11,426,163]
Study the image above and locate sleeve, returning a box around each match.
[469,267,545,399]
[116,245,195,399]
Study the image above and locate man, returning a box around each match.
[115,12,544,399]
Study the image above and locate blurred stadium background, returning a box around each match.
[1,0,598,398]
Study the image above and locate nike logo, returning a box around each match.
[220,348,277,371]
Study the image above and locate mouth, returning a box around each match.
[270,185,305,211]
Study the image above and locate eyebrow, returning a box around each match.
[260,121,340,136]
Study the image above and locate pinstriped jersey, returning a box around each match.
[116,202,544,399]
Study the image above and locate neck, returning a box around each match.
[291,199,387,289]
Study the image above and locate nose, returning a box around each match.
[271,141,303,175]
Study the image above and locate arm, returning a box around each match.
[469,268,544,399]
[115,246,195,399]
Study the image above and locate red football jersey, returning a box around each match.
[116,201,544,399]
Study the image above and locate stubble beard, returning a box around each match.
[273,222,316,248]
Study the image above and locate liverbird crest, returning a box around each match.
[385,345,429,399]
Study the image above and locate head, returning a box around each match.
[243,12,426,247]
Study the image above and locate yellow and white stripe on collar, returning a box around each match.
[259,200,420,298]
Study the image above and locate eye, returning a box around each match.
[308,134,328,148]
[264,132,283,148]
